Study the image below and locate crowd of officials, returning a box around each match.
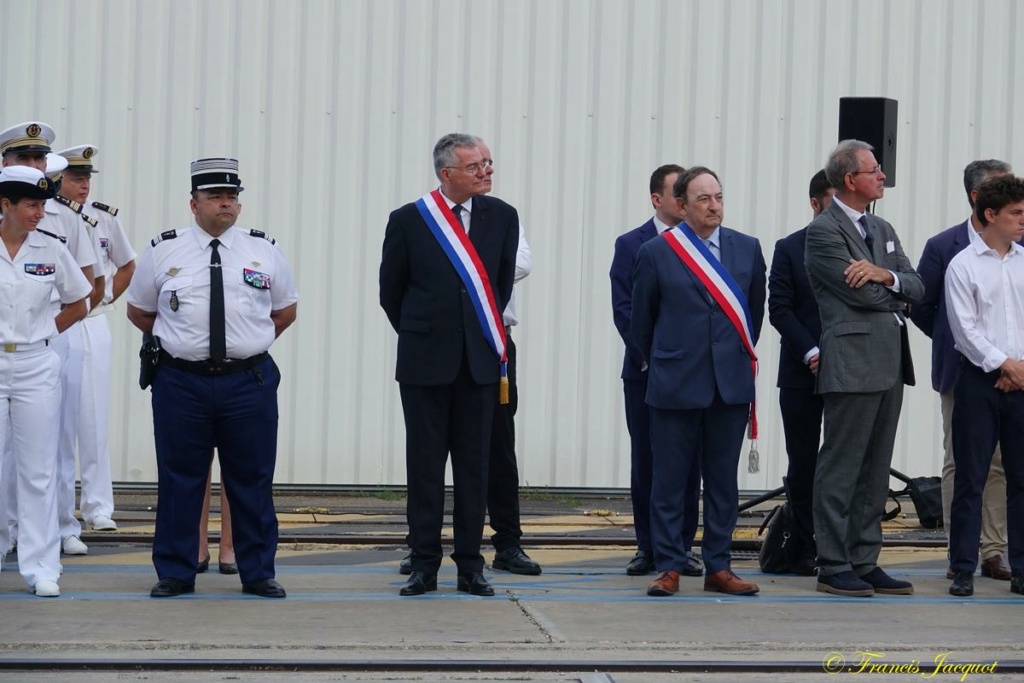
[0,121,1020,600]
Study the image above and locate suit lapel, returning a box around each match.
[829,202,873,261]
[721,228,735,275]
[468,197,487,250]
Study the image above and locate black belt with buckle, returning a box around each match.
[159,350,269,376]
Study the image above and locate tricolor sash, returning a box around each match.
[415,189,509,403]
[662,223,759,438]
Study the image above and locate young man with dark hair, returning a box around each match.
[946,174,1024,597]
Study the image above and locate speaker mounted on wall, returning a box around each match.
[838,97,898,188]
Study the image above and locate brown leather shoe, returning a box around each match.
[646,570,680,596]
[981,555,1012,581]
[704,569,760,596]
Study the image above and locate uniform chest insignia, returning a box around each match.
[25,263,56,276]
[99,238,110,249]
[243,268,272,290]
[167,267,181,277]
[250,261,261,267]
[169,290,179,312]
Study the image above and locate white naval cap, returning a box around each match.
[0,121,56,156]
[57,144,99,174]
[0,165,57,199]
[190,157,244,192]
[46,152,69,180]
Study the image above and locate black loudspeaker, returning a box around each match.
[838,97,898,188]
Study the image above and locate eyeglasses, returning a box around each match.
[445,162,489,175]
[850,165,883,176]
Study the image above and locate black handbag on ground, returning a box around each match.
[758,480,805,574]
[888,469,943,529]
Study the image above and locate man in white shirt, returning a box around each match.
[945,173,1024,597]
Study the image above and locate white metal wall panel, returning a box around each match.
[2,0,1022,488]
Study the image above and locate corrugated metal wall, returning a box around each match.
[3,0,1022,488]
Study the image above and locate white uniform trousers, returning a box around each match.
[0,346,63,587]
[76,314,115,522]
[54,325,84,541]
[0,427,15,547]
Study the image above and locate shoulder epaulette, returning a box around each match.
[91,201,119,216]
[80,213,98,228]
[150,230,179,247]
[248,229,276,245]
[37,228,68,244]
[54,196,82,214]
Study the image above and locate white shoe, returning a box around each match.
[33,580,60,597]
[88,515,117,531]
[62,536,88,555]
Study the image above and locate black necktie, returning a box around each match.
[859,216,874,252]
[452,204,465,230]
[209,238,226,361]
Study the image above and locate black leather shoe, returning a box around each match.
[1011,575,1024,595]
[196,555,210,573]
[398,552,413,575]
[242,578,287,598]
[626,550,655,576]
[219,562,239,575]
[399,571,437,596]
[492,547,541,575]
[816,570,873,597]
[150,578,195,598]
[457,571,495,596]
[949,571,974,597]
[859,567,913,595]
[680,551,704,577]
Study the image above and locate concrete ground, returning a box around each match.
[0,494,1020,682]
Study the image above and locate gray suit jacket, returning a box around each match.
[805,201,924,394]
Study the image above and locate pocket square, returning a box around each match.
[885,240,895,253]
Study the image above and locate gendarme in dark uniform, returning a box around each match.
[126,158,298,598]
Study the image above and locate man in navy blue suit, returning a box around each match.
[911,159,1012,581]
[766,169,834,575]
[610,164,702,578]
[631,166,766,597]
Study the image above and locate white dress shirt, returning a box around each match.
[127,225,299,361]
[946,237,1024,372]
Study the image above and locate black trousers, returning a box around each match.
[779,387,824,549]
[400,357,496,575]
[949,361,1024,576]
[488,333,522,551]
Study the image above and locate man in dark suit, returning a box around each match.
[380,133,518,597]
[805,140,924,597]
[610,164,702,578]
[766,170,834,575]
[631,166,766,597]
[911,160,1012,582]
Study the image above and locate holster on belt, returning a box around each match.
[139,332,162,390]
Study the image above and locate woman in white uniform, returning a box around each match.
[0,165,90,597]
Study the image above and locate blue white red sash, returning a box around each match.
[662,223,759,437]
[414,190,509,401]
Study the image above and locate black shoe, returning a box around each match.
[196,555,210,573]
[242,578,287,598]
[457,571,495,596]
[219,562,239,575]
[399,571,437,596]
[816,570,873,597]
[1011,575,1024,595]
[492,547,542,575]
[398,552,413,576]
[626,550,655,576]
[680,551,704,577]
[858,567,913,595]
[949,571,974,597]
[150,578,195,598]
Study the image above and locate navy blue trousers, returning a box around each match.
[779,387,824,547]
[949,361,1024,576]
[650,395,747,574]
[624,378,700,554]
[151,356,281,584]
